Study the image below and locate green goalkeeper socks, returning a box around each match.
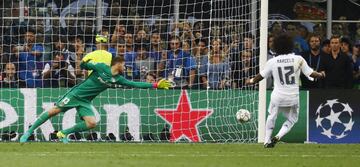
[27,112,51,133]
[61,121,89,135]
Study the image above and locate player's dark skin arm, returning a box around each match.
[245,74,264,85]
[310,71,326,79]
[246,71,325,85]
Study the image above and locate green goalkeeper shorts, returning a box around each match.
[55,94,95,118]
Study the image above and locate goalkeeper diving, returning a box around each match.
[20,56,171,143]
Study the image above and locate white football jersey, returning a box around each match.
[260,53,313,106]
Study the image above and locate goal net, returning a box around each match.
[0,0,260,142]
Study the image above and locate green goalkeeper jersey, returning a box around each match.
[66,62,154,102]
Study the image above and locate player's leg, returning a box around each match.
[57,105,97,143]
[264,102,279,146]
[20,107,63,143]
[275,105,299,140]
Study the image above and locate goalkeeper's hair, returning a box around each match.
[273,32,294,55]
[111,56,125,66]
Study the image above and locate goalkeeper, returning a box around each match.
[20,56,171,143]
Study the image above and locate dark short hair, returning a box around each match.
[308,34,321,43]
[273,32,294,55]
[340,37,352,47]
[151,30,160,35]
[111,56,125,66]
[195,38,207,46]
[322,39,330,46]
[135,44,148,51]
[26,27,36,34]
[243,34,254,40]
[330,35,341,42]
[171,36,181,41]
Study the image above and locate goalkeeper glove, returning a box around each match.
[154,79,171,89]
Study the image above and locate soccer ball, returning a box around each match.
[236,109,251,123]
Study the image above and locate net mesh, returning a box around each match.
[0,0,259,142]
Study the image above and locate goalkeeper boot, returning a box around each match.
[56,131,69,144]
[19,131,32,143]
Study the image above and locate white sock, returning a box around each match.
[276,120,294,139]
[276,107,298,140]
[265,115,277,144]
[264,104,278,144]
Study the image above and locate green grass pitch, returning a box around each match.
[0,143,359,167]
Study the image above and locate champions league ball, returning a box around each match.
[236,109,251,123]
[315,99,354,139]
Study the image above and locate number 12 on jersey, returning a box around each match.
[277,66,295,85]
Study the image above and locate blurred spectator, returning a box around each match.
[339,16,350,37]
[286,23,309,55]
[76,13,96,44]
[0,45,10,70]
[270,22,283,37]
[134,45,156,81]
[267,35,276,89]
[182,41,191,54]
[135,29,149,45]
[355,21,360,42]
[321,39,331,55]
[242,34,258,65]
[166,36,196,88]
[297,24,309,41]
[313,24,326,40]
[115,39,126,57]
[111,22,126,44]
[193,39,209,89]
[180,22,195,43]
[2,2,25,45]
[73,37,85,60]
[125,32,134,52]
[229,32,241,52]
[42,51,75,87]
[21,29,45,60]
[340,37,352,57]
[232,49,257,89]
[145,72,156,83]
[0,63,18,88]
[332,23,344,37]
[300,35,322,89]
[149,31,163,62]
[109,1,121,17]
[54,37,76,68]
[72,37,86,82]
[156,50,168,79]
[124,32,138,80]
[17,29,46,87]
[243,34,254,50]
[60,13,77,37]
[319,36,353,89]
[268,35,276,59]
[200,51,230,89]
[352,40,360,89]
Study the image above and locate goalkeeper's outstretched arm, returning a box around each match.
[116,77,171,89]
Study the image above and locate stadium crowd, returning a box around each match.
[0,16,359,89]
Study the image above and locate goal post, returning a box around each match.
[258,0,269,143]
[0,0,266,143]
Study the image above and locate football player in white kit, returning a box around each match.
[246,33,325,148]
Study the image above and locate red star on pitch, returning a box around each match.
[155,90,213,142]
